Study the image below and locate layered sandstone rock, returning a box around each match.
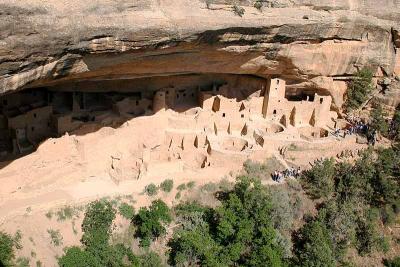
[0,0,399,108]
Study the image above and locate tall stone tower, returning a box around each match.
[262,78,286,118]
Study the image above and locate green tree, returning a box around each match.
[293,219,336,267]
[391,108,400,140]
[134,200,172,247]
[346,68,373,110]
[370,105,389,136]
[316,200,358,260]
[59,200,141,267]
[301,158,335,199]
[58,246,101,267]
[0,231,15,267]
[81,200,116,256]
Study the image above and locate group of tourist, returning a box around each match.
[332,117,379,145]
[272,167,302,182]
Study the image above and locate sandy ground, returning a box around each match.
[0,110,371,266]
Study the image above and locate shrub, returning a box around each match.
[138,251,163,267]
[45,211,53,219]
[145,183,158,196]
[56,206,76,221]
[355,217,379,256]
[254,0,263,10]
[346,68,373,110]
[177,183,187,191]
[268,186,296,231]
[15,257,29,267]
[0,231,15,267]
[118,203,135,220]
[13,230,23,250]
[160,179,174,193]
[232,5,245,17]
[186,181,196,189]
[390,107,400,140]
[205,0,212,9]
[47,229,63,247]
[384,256,400,267]
[201,182,217,193]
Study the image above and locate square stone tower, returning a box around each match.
[262,78,286,118]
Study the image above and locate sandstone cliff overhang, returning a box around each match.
[0,0,399,98]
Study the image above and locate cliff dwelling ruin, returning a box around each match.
[0,73,337,179]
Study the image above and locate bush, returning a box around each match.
[346,68,373,110]
[138,251,164,267]
[145,183,158,196]
[177,183,187,191]
[390,108,400,140]
[254,0,263,10]
[268,186,296,231]
[0,231,15,267]
[355,217,379,256]
[15,257,29,267]
[232,5,245,17]
[118,203,135,220]
[133,200,172,247]
[205,0,212,9]
[160,179,174,193]
[186,181,196,189]
[56,206,76,221]
[201,182,217,193]
[47,229,63,247]
[384,256,400,267]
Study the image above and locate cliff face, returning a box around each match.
[0,0,399,108]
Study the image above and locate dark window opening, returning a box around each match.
[183,93,186,97]
[33,113,37,118]
[31,127,35,132]
[191,93,194,97]
[222,113,226,118]
[166,91,169,95]
[47,122,50,127]
[176,94,179,99]
[241,114,244,118]
[136,100,139,106]
[320,98,323,104]
[277,80,280,84]
[273,110,277,115]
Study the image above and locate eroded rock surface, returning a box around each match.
[0,0,399,109]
